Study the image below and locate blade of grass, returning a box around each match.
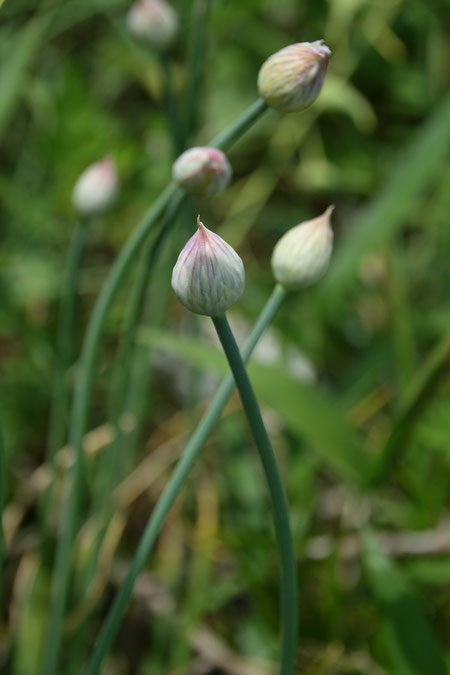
[0,12,53,143]
[367,332,450,486]
[40,218,92,537]
[362,527,447,675]
[320,93,450,314]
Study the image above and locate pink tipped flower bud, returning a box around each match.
[126,0,178,50]
[258,40,331,113]
[271,206,334,289]
[171,216,245,316]
[172,147,232,195]
[72,157,119,216]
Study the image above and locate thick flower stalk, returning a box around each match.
[172,147,232,195]
[258,40,331,113]
[72,157,119,216]
[271,205,334,288]
[126,0,178,50]
[171,216,244,316]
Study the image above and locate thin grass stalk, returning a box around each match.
[212,314,297,675]
[85,283,287,675]
[41,218,91,534]
[40,100,268,675]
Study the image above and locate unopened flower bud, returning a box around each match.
[72,157,119,216]
[126,0,178,50]
[172,147,232,195]
[258,41,331,113]
[172,216,245,316]
[271,206,334,289]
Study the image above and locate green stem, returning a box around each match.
[41,218,91,531]
[85,284,287,675]
[41,99,268,675]
[184,0,210,144]
[158,53,184,155]
[212,314,297,675]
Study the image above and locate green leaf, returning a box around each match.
[362,528,447,675]
[0,14,51,142]
[319,93,450,315]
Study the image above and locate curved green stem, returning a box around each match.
[212,314,297,675]
[41,99,269,675]
[85,284,287,675]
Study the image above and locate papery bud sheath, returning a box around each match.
[172,217,245,316]
[258,41,331,113]
[271,206,334,289]
[172,147,232,195]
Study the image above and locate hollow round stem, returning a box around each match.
[40,99,269,675]
[212,313,297,675]
[85,284,287,675]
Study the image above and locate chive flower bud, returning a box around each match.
[271,206,334,289]
[258,41,331,113]
[171,216,245,316]
[172,147,232,195]
[126,0,178,51]
[72,157,119,216]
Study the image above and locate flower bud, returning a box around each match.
[172,216,245,316]
[126,0,178,51]
[257,41,331,113]
[72,157,119,216]
[172,147,232,195]
[271,206,334,289]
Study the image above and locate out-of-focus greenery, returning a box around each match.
[1,0,450,673]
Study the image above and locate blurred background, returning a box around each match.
[1,0,450,673]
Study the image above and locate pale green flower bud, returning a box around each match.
[258,40,331,113]
[271,206,334,289]
[72,157,119,216]
[172,147,232,195]
[126,0,178,51]
[172,216,245,316]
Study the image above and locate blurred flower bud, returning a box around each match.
[258,41,331,113]
[72,157,119,216]
[172,147,232,195]
[126,0,178,50]
[172,216,245,316]
[271,206,334,289]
